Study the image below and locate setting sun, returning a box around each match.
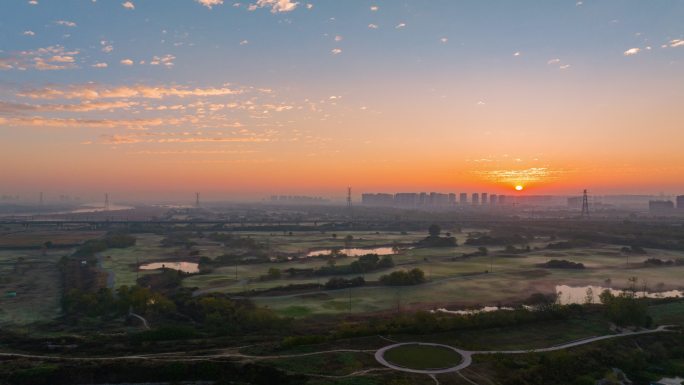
[515,185,524,191]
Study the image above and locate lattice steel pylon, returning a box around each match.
[581,189,590,218]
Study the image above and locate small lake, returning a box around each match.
[556,284,683,305]
[139,262,199,273]
[432,306,514,316]
[306,247,397,258]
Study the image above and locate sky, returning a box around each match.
[1,0,683,202]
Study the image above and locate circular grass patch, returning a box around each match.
[383,344,462,370]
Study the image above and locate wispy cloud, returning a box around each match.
[395,23,406,29]
[3,116,165,130]
[55,20,77,27]
[331,48,342,55]
[122,1,135,9]
[23,30,35,36]
[547,58,570,70]
[0,45,79,71]
[18,84,245,100]
[248,0,298,13]
[195,0,223,9]
[474,167,565,185]
[120,59,134,66]
[150,54,175,67]
[669,39,684,48]
[623,47,640,56]
[0,100,136,113]
[101,40,114,53]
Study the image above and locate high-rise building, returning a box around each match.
[677,195,684,210]
[472,193,479,205]
[649,200,674,214]
[394,193,418,207]
[429,192,449,206]
[459,193,467,205]
[362,193,394,206]
[448,193,456,206]
[490,194,498,205]
[499,195,507,205]
[419,192,427,206]
[481,193,488,205]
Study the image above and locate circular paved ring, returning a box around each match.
[374,342,473,374]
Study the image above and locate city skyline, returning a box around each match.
[2,1,684,199]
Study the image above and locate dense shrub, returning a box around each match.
[379,268,425,286]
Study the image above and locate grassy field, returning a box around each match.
[3,226,684,324]
[648,300,684,325]
[383,344,462,370]
[234,239,684,317]
[0,229,104,248]
[266,351,377,376]
[0,248,66,324]
[389,317,614,351]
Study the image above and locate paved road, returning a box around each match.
[375,325,676,374]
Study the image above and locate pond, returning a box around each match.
[306,247,398,258]
[139,262,199,274]
[556,284,683,305]
[432,306,514,316]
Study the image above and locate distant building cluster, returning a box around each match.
[269,195,329,204]
[646,195,684,215]
[361,192,508,208]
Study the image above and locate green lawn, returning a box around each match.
[383,344,462,370]
[649,300,684,325]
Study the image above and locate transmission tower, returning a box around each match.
[581,189,590,218]
[347,187,353,226]
[104,193,110,211]
[195,192,200,208]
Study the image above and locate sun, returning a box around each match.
[515,185,524,191]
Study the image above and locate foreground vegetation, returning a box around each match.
[1,212,684,384]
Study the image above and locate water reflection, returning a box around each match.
[139,262,199,273]
[306,247,397,258]
[556,285,682,305]
[432,306,514,316]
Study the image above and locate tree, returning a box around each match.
[599,288,650,327]
[428,224,441,237]
[584,287,594,304]
[267,268,281,280]
[379,268,426,286]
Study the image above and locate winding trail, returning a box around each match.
[374,325,676,374]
